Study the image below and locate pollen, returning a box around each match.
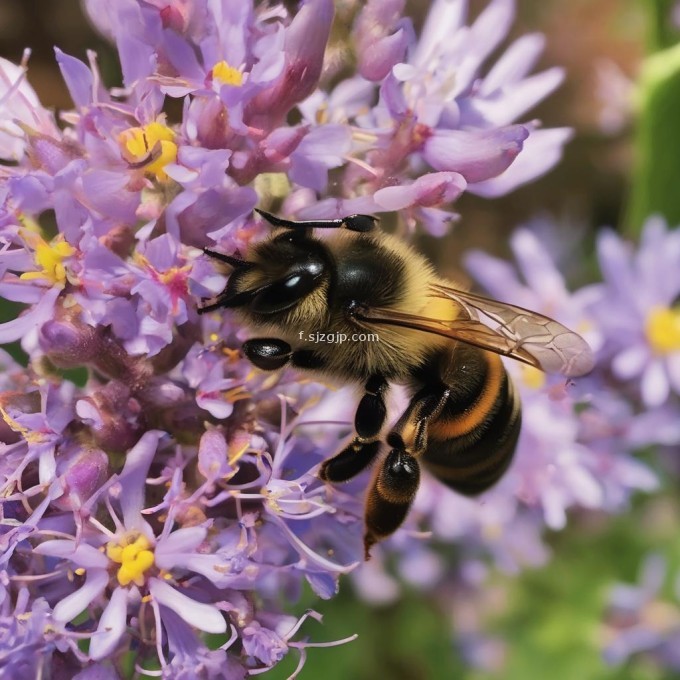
[106,532,155,587]
[224,385,251,403]
[0,404,48,444]
[222,347,241,363]
[646,306,680,354]
[482,523,503,541]
[19,229,75,286]
[521,365,546,390]
[228,437,250,466]
[158,265,190,288]
[211,60,244,87]
[119,122,178,181]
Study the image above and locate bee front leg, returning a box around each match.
[363,384,450,558]
[242,339,326,371]
[242,338,293,370]
[319,374,389,483]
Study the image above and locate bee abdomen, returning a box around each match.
[423,353,521,495]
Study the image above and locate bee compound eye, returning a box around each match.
[250,268,323,315]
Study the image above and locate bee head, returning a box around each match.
[199,230,330,317]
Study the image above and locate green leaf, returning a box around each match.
[625,42,680,234]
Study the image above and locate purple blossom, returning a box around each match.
[603,555,680,670]
[72,0,567,236]
[0,51,60,162]
[313,0,570,222]
[584,218,680,408]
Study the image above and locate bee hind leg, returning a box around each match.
[363,383,450,559]
[363,448,420,560]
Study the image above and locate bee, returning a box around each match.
[199,210,594,558]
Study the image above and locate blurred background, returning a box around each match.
[3,1,680,678]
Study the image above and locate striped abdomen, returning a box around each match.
[423,345,521,495]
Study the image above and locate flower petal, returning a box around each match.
[374,172,466,210]
[149,578,227,634]
[118,430,164,529]
[0,286,61,344]
[34,540,109,568]
[89,587,128,660]
[469,127,572,197]
[53,568,108,623]
[422,125,528,183]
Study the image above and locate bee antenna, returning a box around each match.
[197,288,255,313]
[254,208,291,229]
[202,248,252,270]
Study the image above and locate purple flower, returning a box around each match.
[603,555,680,670]
[354,0,412,81]
[0,586,64,677]
[34,432,229,660]
[0,51,60,162]
[307,0,570,226]
[585,218,680,407]
[75,0,567,237]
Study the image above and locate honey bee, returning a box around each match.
[199,210,594,558]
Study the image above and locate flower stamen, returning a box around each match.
[211,61,244,87]
[19,229,75,286]
[646,306,680,354]
[106,533,155,587]
[119,122,177,181]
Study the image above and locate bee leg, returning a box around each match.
[355,374,389,439]
[364,449,420,560]
[386,384,451,457]
[243,339,328,372]
[242,338,293,371]
[289,348,327,371]
[319,374,389,483]
[363,384,450,558]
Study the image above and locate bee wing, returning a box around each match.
[431,283,594,376]
[354,283,594,377]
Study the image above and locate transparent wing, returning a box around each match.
[353,282,594,377]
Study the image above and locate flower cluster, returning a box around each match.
[433,218,679,671]
[0,0,574,674]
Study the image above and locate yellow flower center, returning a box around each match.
[646,305,680,354]
[211,60,243,86]
[19,229,75,286]
[118,122,177,181]
[106,533,155,587]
